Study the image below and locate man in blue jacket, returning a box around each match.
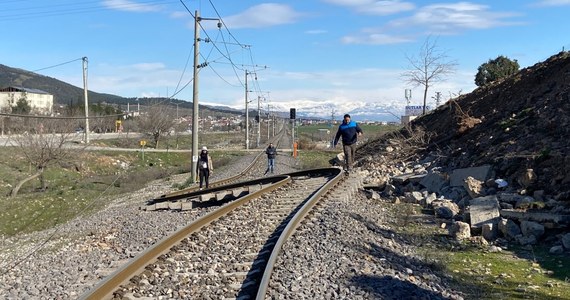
[333,114,363,173]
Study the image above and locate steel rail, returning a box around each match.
[158,128,287,198]
[255,167,344,299]
[78,175,291,300]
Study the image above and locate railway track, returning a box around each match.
[160,127,290,200]
[79,167,362,299]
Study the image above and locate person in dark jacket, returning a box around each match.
[196,146,213,189]
[264,143,277,175]
[333,114,363,173]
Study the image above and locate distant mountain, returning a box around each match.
[0,64,125,106]
[268,100,405,122]
[0,64,242,117]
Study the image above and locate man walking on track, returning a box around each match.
[333,114,363,174]
[264,143,277,175]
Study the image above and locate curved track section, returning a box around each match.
[79,168,344,299]
[159,127,289,199]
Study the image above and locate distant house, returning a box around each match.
[0,86,53,114]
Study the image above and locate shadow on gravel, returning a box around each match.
[350,274,449,300]
[347,212,469,299]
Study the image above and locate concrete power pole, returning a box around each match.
[190,10,201,183]
[190,10,220,183]
[82,57,90,144]
[256,96,261,147]
[244,70,250,150]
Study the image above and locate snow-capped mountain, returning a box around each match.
[269,100,405,122]
[205,99,407,122]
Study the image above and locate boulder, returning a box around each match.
[419,172,447,193]
[520,221,545,239]
[463,176,485,198]
[404,191,424,204]
[364,189,381,200]
[423,192,438,207]
[383,184,397,197]
[482,223,497,241]
[517,235,537,246]
[533,190,545,202]
[436,207,455,219]
[441,186,468,203]
[450,165,491,187]
[517,169,537,188]
[498,218,521,240]
[515,196,536,209]
[432,200,460,219]
[469,195,500,228]
[562,233,570,249]
[449,221,471,240]
[549,245,564,254]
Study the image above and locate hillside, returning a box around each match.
[0,64,241,116]
[359,51,570,199]
[0,64,126,106]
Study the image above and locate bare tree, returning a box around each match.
[402,36,457,115]
[137,104,176,148]
[10,118,76,197]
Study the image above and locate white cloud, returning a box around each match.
[323,0,415,15]
[221,3,303,29]
[305,29,328,34]
[341,32,413,44]
[170,11,189,19]
[101,0,163,12]
[534,0,570,5]
[342,2,523,44]
[391,2,524,34]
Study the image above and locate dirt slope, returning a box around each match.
[359,51,570,200]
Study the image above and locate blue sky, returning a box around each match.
[2,0,570,112]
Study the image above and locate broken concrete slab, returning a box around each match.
[392,172,426,185]
[468,195,500,228]
[199,193,215,202]
[499,209,570,225]
[450,165,491,187]
[520,221,545,239]
[498,218,521,240]
[419,172,447,193]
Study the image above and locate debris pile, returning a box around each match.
[358,51,570,251]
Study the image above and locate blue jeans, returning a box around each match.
[267,158,275,173]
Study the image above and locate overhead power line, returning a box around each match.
[0,0,177,22]
[32,58,83,72]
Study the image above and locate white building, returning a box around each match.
[0,86,53,114]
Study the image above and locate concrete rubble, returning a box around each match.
[361,160,570,251]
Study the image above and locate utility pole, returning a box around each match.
[256,96,261,147]
[191,10,220,183]
[244,70,250,149]
[82,57,90,143]
[435,91,441,107]
[266,102,270,141]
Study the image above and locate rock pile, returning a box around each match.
[361,159,570,250]
[357,51,570,252]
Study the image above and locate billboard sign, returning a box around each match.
[405,105,431,116]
